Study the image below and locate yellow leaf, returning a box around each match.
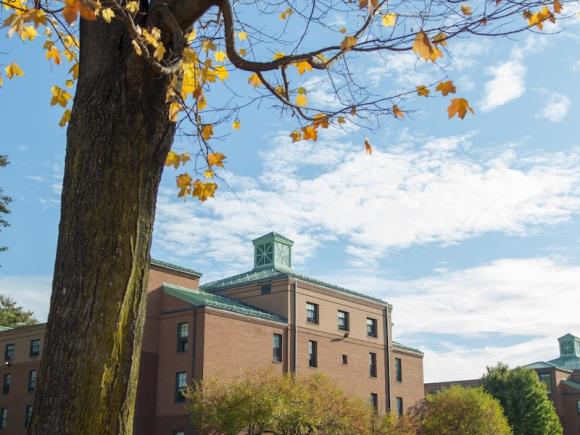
[392,104,404,119]
[295,94,308,107]
[412,31,443,62]
[192,180,217,202]
[289,130,301,142]
[461,4,472,15]
[214,51,226,62]
[5,62,24,79]
[166,151,180,168]
[341,36,357,51]
[232,119,241,130]
[435,80,456,96]
[168,101,181,122]
[45,44,61,65]
[273,52,285,60]
[154,43,166,61]
[101,8,115,23]
[447,98,474,119]
[58,109,71,127]
[50,85,72,107]
[20,26,37,41]
[337,116,346,124]
[432,32,447,46]
[416,85,430,97]
[202,39,216,52]
[215,65,229,81]
[301,124,318,141]
[132,40,143,56]
[313,114,329,129]
[186,29,196,43]
[176,173,192,197]
[248,73,262,87]
[381,13,397,27]
[237,31,248,41]
[554,0,563,14]
[279,7,293,20]
[294,61,312,75]
[339,27,347,34]
[204,169,214,179]
[125,1,139,13]
[65,79,74,88]
[201,124,214,141]
[239,48,247,56]
[0,74,3,88]
[69,63,79,79]
[364,138,372,154]
[208,152,225,167]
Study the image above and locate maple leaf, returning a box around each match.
[232,119,241,130]
[214,51,226,62]
[45,44,61,65]
[101,8,115,23]
[166,151,181,168]
[237,31,248,41]
[248,73,262,87]
[50,85,72,107]
[412,31,443,62]
[273,52,285,60]
[239,48,247,56]
[125,1,139,13]
[461,4,472,15]
[279,7,293,20]
[294,61,312,75]
[447,98,474,119]
[381,13,397,27]
[416,85,430,97]
[20,26,37,41]
[432,32,447,46]
[364,138,373,154]
[5,62,24,79]
[301,124,318,141]
[58,109,71,127]
[341,36,357,51]
[337,116,346,124]
[392,104,404,119]
[435,80,456,96]
[208,152,225,167]
[204,170,214,179]
[289,130,302,142]
[168,101,181,122]
[202,39,216,53]
[313,114,329,129]
[295,94,308,107]
[192,180,217,202]
[554,0,562,13]
[62,0,96,25]
[215,65,229,81]
[339,27,347,34]
[201,124,214,141]
[176,173,192,197]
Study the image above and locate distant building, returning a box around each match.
[0,233,424,435]
[424,334,580,435]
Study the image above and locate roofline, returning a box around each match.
[0,323,47,333]
[393,341,424,356]
[151,259,202,277]
[252,232,294,246]
[524,361,573,373]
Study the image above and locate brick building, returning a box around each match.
[424,334,580,435]
[0,233,424,435]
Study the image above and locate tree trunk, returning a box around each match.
[30,19,175,435]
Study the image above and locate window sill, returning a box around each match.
[272,360,283,365]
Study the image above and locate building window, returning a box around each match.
[370,393,378,412]
[29,339,40,358]
[175,372,187,402]
[395,357,402,382]
[308,340,317,368]
[261,283,271,295]
[539,373,552,394]
[2,374,10,395]
[0,408,7,429]
[337,310,349,331]
[272,334,282,363]
[576,400,580,415]
[24,405,32,427]
[367,318,378,337]
[176,322,188,353]
[255,242,274,266]
[173,432,185,435]
[396,397,404,416]
[4,344,14,362]
[342,354,348,365]
[369,352,377,378]
[306,302,319,324]
[28,370,37,392]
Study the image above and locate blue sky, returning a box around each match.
[2,10,580,382]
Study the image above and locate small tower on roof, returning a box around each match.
[252,232,293,271]
[558,333,580,358]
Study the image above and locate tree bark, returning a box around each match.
[30,19,175,435]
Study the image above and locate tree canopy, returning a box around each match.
[411,385,512,435]
[0,294,38,328]
[482,363,562,435]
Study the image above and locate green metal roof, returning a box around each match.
[252,232,294,246]
[547,356,580,371]
[525,361,562,370]
[0,326,13,332]
[393,341,424,355]
[151,259,202,277]
[561,379,580,390]
[163,283,286,323]
[199,266,388,305]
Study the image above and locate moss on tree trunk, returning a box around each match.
[29,20,175,435]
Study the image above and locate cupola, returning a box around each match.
[252,232,293,271]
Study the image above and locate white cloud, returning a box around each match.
[480,59,526,112]
[536,93,570,122]
[154,129,580,271]
[333,257,580,382]
[0,276,52,322]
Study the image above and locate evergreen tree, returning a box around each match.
[0,295,38,328]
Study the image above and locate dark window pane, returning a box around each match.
[261,284,271,295]
[396,397,404,416]
[175,372,187,402]
[2,374,10,395]
[177,322,188,353]
[29,339,40,357]
[308,340,317,368]
[342,354,348,365]
[272,334,282,362]
[338,311,349,331]
[306,303,318,324]
[370,393,378,412]
[0,408,7,429]
[28,370,37,392]
[25,405,33,427]
[395,358,402,382]
[369,353,377,378]
[367,318,377,337]
[4,344,14,361]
